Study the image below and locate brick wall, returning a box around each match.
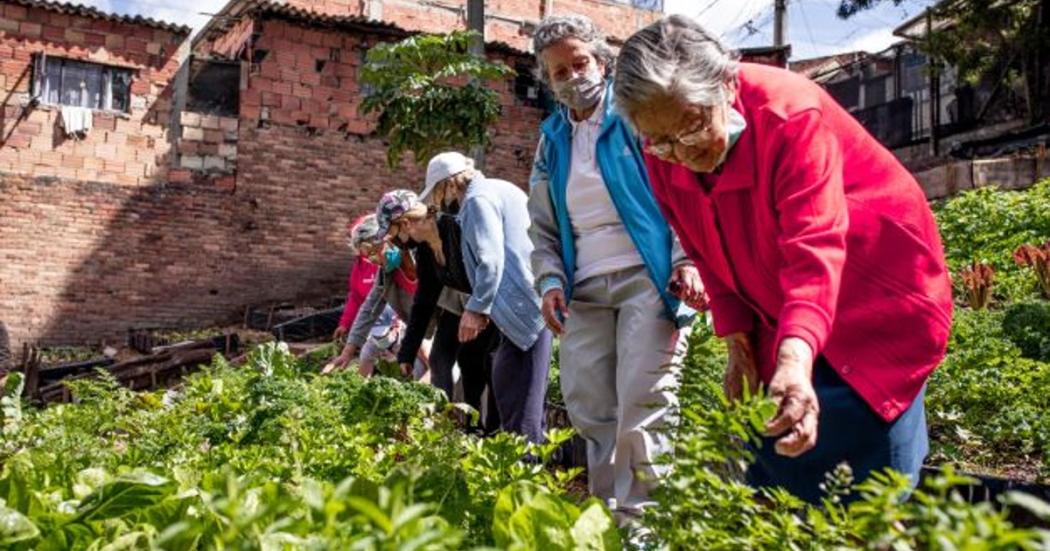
[0,5,546,351]
[0,2,186,185]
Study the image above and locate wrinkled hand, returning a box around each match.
[765,337,819,457]
[541,289,570,336]
[321,345,357,375]
[399,362,413,379]
[669,265,705,307]
[332,326,348,342]
[723,332,760,401]
[458,310,490,343]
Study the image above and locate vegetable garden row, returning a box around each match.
[1,181,1049,549]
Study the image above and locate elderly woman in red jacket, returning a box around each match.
[613,15,953,503]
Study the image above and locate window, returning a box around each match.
[32,54,134,112]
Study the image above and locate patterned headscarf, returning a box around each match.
[375,189,423,237]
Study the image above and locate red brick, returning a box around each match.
[5,5,28,20]
[18,21,42,37]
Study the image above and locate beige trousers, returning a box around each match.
[560,265,684,513]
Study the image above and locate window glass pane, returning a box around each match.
[54,59,103,109]
[44,65,61,105]
[111,71,131,112]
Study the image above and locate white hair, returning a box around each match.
[614,15,739,123]
[532,15,615,88]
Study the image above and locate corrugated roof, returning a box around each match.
[195,0,531,58]
[2,0,191,34]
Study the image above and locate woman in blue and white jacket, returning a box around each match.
[528,15,702,517]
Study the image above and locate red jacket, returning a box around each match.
[645,63,953,422]
[338,256,379,330]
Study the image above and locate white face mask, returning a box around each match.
[715,107,748,168]
[551,66,604,113]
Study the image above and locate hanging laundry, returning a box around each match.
[60,105,93,138]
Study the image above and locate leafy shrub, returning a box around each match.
[925,308,1050,479]
[1002,301,1050,362]
[935,179,1050,301]
[645,344,1050,550]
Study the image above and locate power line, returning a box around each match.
[797,0,819,49]
[697,0,724,18]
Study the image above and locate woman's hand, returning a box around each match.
[670,265,708,311]
[541,289,570,336]
[723,332,759,401]
[332,326,348,342]
[322,344,357,375]
[765,337,819,457]
[458,310,490,343]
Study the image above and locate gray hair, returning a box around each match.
[614,15,739,123]
[532,15,615,88]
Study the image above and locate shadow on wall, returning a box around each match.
[26,124,416,347]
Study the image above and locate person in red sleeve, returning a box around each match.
[332,215,381,343]
[613,15,953,503]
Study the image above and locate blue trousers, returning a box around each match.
[746,358,928,504]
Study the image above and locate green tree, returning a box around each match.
[837,0,1050,122]
[358,30,513,168]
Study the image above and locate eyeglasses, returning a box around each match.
[642,110,713,160]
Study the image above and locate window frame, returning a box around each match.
[31,53,135,113]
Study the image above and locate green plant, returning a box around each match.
[1002,301,1050,362]
[959,260,996,309]
[935,181,1050,302]
[359,31,513,167]
[1014,241,1050,299]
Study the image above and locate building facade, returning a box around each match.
[0,0,662,352]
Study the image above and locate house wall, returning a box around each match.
[0,7,546,353]
[280,0,663,50]
[0,2,192,352]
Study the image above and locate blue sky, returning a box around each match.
[80,0,935,61]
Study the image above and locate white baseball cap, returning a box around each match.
[422,152,474,200]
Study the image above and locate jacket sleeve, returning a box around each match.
[338,260,368,329]
[527,136,568,295]
[769,108,848,356]
[347,276,387,348]
[397,250,442,365]
[461,197,505,316]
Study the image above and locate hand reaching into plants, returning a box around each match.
[322,345,357,375]
[723,332,759,401]
[332,326,349,342]
[765,337,819,457]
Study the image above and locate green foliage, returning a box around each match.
[644,359,1050,550]
[359,31,513,168]
[924,308,1050,479]
[935,180,1050,302]
[0,344,593,549]
[1003,301,1050,361]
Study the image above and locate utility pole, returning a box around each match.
[773,0,788,48]
[926,7,940,156]
[467,0,486,169]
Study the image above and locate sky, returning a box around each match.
[79,0,936,62]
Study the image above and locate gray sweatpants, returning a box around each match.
[560,266,683,513]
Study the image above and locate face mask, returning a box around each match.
[552,66,604,113]
[715,107,748,168]
[383,246,402,273]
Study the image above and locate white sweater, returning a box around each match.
[566,97,644,284]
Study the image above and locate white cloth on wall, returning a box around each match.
[60,105,93,137]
